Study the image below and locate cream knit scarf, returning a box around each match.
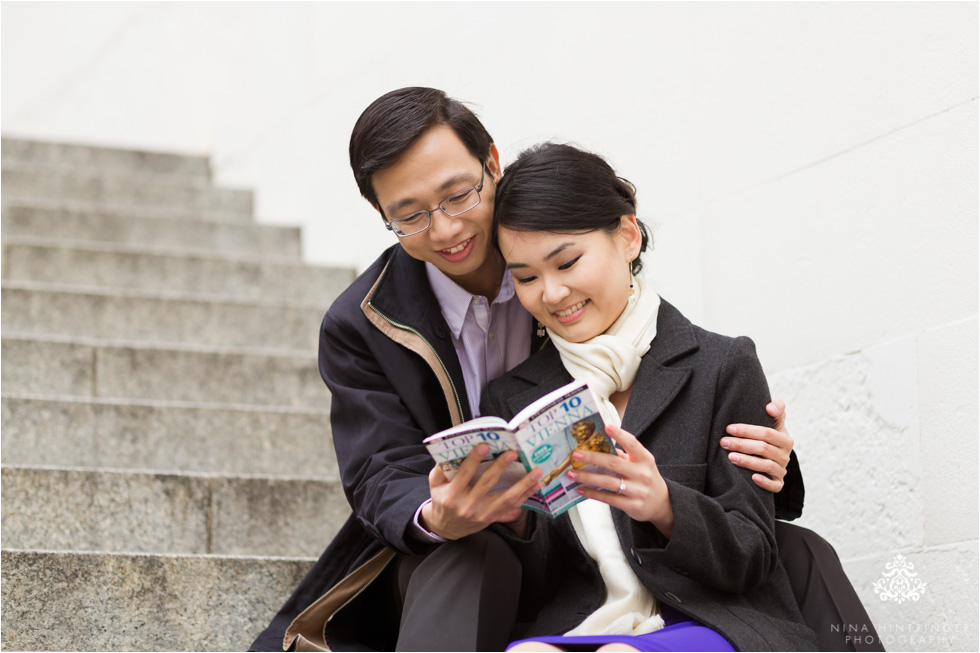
[549,277,665,637]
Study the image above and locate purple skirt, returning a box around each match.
[506,620,735,652]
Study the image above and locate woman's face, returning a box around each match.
[498,216,643,343]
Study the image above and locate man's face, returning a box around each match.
[371,125,502,289]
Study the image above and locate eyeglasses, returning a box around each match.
[383,164,488,237]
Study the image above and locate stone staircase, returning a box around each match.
[1,138,355,651]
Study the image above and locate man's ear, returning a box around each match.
[621,214,643,260]
[487,143,502,182]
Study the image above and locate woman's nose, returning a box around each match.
[542,277,569,305]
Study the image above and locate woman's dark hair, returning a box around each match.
[494,143,652,272]
[349,87,494,209]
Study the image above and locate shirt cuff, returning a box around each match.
[412,499,448,543]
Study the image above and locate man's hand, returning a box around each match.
[722,400,794,493]
[421,444,543,541]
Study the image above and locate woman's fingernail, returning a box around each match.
[572,451,584,460]
[720,438,731,449]
[729,453,741,463]
[567,470,577,480]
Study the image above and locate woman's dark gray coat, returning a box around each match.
[481,299,818,651]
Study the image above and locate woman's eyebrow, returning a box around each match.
[505,243,574,269]
[544,243,574,261]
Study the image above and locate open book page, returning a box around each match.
[423,415,508,442]
[423,421,527,494]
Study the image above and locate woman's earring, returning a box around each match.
[536,321,546,337]
[628,260,635,299]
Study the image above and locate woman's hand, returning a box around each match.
[722,399,793,492]
[566,424,674,538]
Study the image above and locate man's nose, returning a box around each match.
[428,209,462,242]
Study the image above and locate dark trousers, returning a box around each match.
[776,522,886,652]
[394,530,523,652]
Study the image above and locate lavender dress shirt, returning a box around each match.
[411,263,533,542]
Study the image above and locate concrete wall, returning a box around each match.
[2,2,977,650]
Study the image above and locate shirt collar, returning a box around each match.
[425,262,517,340]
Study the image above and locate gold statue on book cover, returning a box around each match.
[540,418,613,485]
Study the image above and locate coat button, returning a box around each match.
[665,591,681,604]
[435,326,447,339]
[629,548,643,566]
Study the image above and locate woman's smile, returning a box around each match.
[553,299,591,324]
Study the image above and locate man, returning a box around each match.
[250,87,822,652]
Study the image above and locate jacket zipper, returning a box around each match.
[367,302,465,424]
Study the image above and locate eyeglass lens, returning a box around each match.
[390,169,485,236]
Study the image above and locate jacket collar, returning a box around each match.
[504,299,699,436]
[362,245,471,421]
[363,245,550,423]
[367,246,448,339]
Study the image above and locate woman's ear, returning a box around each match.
[620,214,643,260]
[487,143,502,182]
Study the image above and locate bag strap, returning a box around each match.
[283,548,398,652]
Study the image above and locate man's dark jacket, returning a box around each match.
[248,245,804,651]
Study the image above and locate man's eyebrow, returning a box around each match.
[505,243,574,270]
[385,171,479,217]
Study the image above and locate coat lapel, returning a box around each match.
[621,301,699,436]
[505,299,700,436]
[366,246,472,421]
[504,345,572,418]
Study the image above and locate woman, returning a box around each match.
[481,143,819,651]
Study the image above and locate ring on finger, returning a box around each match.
[617,477,626,495]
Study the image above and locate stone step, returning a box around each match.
[2,282,323,351]
[1,238,354,305]
[1,165,253,218]
[1,394,336,477]
[2,194,255,224]
[1,202,302,259]
[1,549,313,651]
[1,466,348,558]
[2,335,326,409]
[1,137,211,180]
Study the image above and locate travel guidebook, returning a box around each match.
[423,380,618,516]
